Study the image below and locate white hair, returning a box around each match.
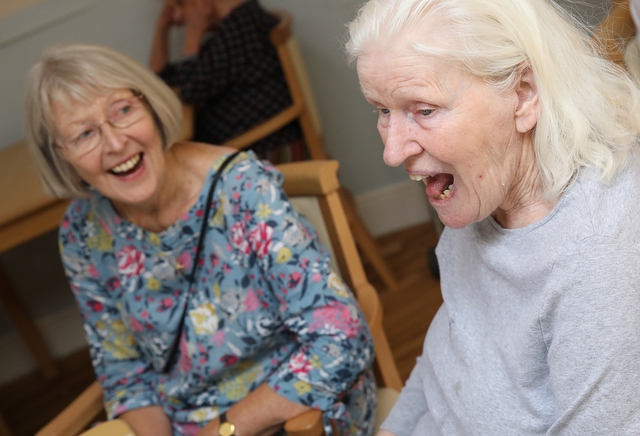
[346,0,640,200]
[25,43,183,199]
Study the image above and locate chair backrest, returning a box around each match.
[222,11,327,161]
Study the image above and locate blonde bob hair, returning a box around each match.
[25,43,183,199]
[346,0,640,200]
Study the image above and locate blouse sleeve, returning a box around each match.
[58,203,161,418]
[218,156,376,410]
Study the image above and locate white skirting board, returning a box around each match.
[355,179,432,237]
[0,304,87,385]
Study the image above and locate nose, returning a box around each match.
[381,113,423,167]
[100,122,127,152]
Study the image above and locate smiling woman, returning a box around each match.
[346,0,640,434]
[24,43,377,436]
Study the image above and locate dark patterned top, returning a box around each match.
[159,0,304,157]
[59,152,376,436]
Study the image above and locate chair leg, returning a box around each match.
[0,266,58,379]
[338,189,399,292]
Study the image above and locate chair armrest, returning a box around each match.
[277,160,340,196]
[35,380,104,436]
[284,409,325,436]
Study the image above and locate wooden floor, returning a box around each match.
[0,222,442,436]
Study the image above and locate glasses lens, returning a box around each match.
[65,126,101,156]
[109,96,145,129]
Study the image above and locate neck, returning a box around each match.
[492,136,559,229]
[113,148,201,233]
[215,0,244,20]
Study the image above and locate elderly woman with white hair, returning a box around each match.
[25,43,376,436]
[346,0,640,434]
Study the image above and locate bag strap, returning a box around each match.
[163,150,242,373]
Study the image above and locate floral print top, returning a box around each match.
[59,152,376,436]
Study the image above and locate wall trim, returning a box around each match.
[355,179,432,237]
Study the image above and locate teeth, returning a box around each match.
[409,174,432,181]
[112,154,141,174]
[438,184,454,200]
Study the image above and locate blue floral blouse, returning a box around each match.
[59,152,377,436]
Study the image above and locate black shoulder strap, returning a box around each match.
[163,150,242,373]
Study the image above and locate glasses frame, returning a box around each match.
[55,91,146,158]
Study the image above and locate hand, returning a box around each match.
[157,2,184,29]
[183,0,217,36]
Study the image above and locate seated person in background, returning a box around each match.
[347,0,640,434]
[25,43,376,436]
[150,0,306,163]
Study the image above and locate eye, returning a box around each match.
[417,109,434,116]
[378,108,390,115]
[74,127,97,143]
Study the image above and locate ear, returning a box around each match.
[514,66,540,133]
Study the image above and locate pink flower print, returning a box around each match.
[247,222,273,258]
[309,301,360,338]
[157,297,174,312]
[289,351,313,375]
[176,252,192,271]
[312,273,322,283]
[178,334,192,373]
[116,246,146,277]
[141,310,149,319]
[88,264,100,278]
[129,317,144,332]
[105,276,121,291]
[229,222,250,254]
[221,354,239,367]
[288,272,302,289]
[211,330,225,347]
[245,289,259,312]
[86,300,103,312]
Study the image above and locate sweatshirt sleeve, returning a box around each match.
[58,203,161,418]
[380,354,429,436]
[542,237,640,434]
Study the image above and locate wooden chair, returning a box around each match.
[594,0,637,67]
[221,11,399,292]
[35,159,402,436]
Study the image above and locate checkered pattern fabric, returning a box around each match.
[159,0,304,158]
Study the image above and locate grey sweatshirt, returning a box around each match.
[382,150,640,435]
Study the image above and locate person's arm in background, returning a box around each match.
[150,3,177,73]
[59,205,172,436]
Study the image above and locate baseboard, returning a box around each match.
[0,304,87,385]
[355,179,432,237]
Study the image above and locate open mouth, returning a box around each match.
[109,153,143,176]
[409,173,454,200]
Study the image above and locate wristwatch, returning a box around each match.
[218,411,236,436]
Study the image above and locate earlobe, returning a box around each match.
[514,66,540,133]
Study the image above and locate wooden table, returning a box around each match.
[0,140,68,380]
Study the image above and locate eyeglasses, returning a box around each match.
[57,93,147,157]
